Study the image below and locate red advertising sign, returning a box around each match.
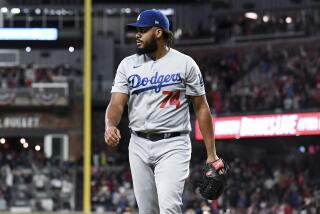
[195,112,320,140]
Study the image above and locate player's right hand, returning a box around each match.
[104,126,121,147]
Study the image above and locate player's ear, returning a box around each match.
[155,28,163,39]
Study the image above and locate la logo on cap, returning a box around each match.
[155,20,159,24]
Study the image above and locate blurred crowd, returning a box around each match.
[0,142,319,213]
[190,39,320,115]
[184,158,319,214]
[90,151,320,214]
[2,38,320,115]
[0,149,74,211]
[91,152,135,214]
[0,64,81,89]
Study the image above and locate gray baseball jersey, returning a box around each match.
[111,48,205,133]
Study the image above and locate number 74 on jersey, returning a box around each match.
[160,90,180,109]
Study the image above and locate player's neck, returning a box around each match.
[147,46,169,61]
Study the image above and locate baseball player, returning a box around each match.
[104,9,220,214]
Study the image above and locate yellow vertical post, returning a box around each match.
[83,0,92,213]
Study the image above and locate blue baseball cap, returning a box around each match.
[128,9,170,30]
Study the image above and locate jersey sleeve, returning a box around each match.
[111,59,129,94]
[185,58,205,96]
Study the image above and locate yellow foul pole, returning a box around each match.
[83,0,92,213]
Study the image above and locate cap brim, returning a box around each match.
[127,22,153,28]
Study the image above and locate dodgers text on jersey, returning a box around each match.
[128,71,182,95]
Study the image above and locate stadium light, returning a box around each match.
[286,17,292,24]
[56,10,62,16]
[263,15,269,23]
[23,143,29,148]
[25,47,31,52]
[245,12,258,20]
[68,46,75,53]
[11,8,21,14]
[1,7,8,13]
[61,9,67,15]
[121,8,131,14]
[35,145,41,151]
[0,138,5,144]
[35,8,41,15]
[20,138,26,144]
[299,146,306,153]
[160,8,174,16]
[49,9,55,15]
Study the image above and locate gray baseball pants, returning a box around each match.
[128,133,192,214]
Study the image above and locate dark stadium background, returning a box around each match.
[0,0,319,213]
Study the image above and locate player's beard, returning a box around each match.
[136,35,158,55]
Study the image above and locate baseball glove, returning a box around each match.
[198,158,229,200]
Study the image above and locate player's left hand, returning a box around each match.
[198,158,229,200]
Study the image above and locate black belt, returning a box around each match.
[133,131,182,141]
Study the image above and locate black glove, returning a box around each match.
[198,158,229,200]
